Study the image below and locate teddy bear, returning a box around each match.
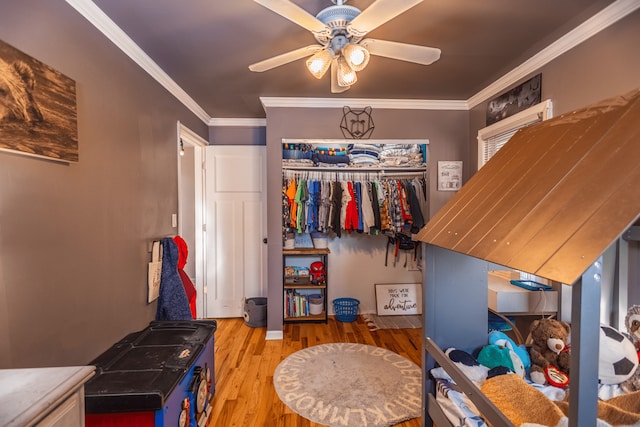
[528,317,571,387]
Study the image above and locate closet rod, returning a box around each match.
[283,169,426,181]
[381,170,427,177]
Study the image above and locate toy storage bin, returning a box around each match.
[333,298,360,322]
[310,231,328,249]
[309,294,324,315]
[244,297,267,327]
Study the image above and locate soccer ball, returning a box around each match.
[599,324,639,384]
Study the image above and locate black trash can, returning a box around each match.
[244,297,267,327]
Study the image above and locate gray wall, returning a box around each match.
[1,1,639,367]
[469,8,640,172]
[263,107,469,332]
[468,9,640,304]
[0,1,208,368]
[209,125,265,145]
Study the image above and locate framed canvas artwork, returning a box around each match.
[0,39,78,162]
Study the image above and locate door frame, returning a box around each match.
[177,121,208,318]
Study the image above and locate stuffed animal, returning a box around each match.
[598,324,638,385]
[625,305,640,345]
[621,306,640,392]
[478,344,525,378]
[444,348,489,387]
[488,330,531,372]
[528,318,571,387]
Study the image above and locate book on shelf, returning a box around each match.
[284,290,314,318]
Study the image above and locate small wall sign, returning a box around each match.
[375,283,422,316]
[437,160,462,191]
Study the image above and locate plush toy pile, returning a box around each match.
[434,311,640,426]
[470,316,640,391]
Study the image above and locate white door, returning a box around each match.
[204,145,267,318]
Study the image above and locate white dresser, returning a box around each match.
[0,366,95,427]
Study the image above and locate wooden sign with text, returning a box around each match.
[375,283,422,316]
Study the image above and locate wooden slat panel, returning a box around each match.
[539,177,640,283]
[427,95,623,258]
[415,155,509,244]
[441,126,558,251]
[465,122,590,260]
[494,95,640,278]
[479,99,637,269]
[538,116,640,283]
[453,122,573,255]
[416,125,538,245]
[416,124,539,244]
[418,88,640,285]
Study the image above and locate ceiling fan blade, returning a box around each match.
[254,0,328,33]
[360,38,441,65]
[348,0,423,36]
[249,45,323,72]
[331,60,350,93]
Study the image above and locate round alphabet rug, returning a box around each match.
[273,343,422,427]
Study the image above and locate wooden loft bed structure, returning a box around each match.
[416,88,640,427]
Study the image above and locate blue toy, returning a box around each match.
[488,330,531,372]
[478,344,525,378]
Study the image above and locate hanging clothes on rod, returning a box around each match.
[282,168,428,238]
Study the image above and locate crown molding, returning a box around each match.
[260,97,468,110]
[69,0,638,124]
[467,0,640,109]
[209,118,267,127]
[64,0,211,124]
[178,122,208,146]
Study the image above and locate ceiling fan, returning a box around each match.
[249,0,441,93]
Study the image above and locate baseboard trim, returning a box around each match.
[265,330,284,340]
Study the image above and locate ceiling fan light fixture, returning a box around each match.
[342,42,369,72]
[306,48,333,79]
[336,56,357,87]
[252,0,441,92]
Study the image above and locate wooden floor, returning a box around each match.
[207,316,423,427]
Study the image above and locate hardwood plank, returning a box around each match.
[206,316,422,426]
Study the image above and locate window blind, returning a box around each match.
[477,100,553,169]
[482,121,537,165]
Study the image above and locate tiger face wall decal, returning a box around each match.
[340,106,374,139]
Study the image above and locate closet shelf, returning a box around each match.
[282,138,429,145]
[282,165,427,173]
[283,248,330,255]
[283,249,329,324]
[282,138,429,175]
[284,284,326,290]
